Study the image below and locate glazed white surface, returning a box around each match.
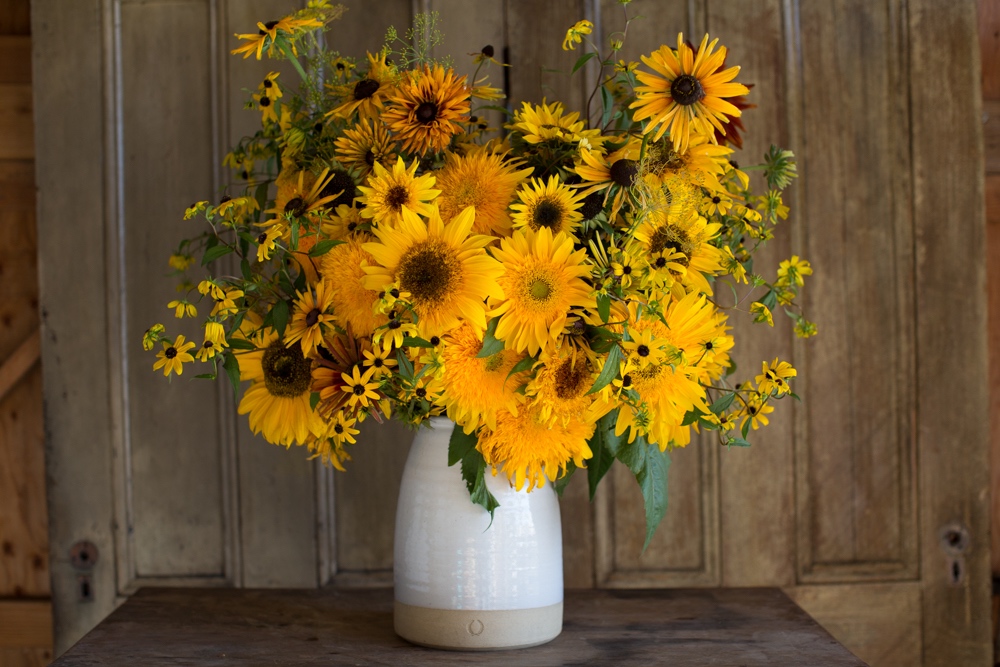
[393,417,564,611]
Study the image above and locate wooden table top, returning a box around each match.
[52,587,867,666]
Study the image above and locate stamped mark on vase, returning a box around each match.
[468,619,485,636]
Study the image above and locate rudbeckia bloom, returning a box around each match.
[382,64,471,155]
[630,33,749,153]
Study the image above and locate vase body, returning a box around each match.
[393,417,563,650]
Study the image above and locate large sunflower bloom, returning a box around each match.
[237,331,325,447]
[630,33,749,153]
[526,353,597,428]
[334,118,397,178]
[438,323,528,433]
[435,150,532,236]
[357,156,440,227]
[320,234,387,337]
[510,175,586,236]
[478,403,594,491]
[363,206,503,338]
[382,64,471,155]
[489,227,595,356]
[507,100,599,145]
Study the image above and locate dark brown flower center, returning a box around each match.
[398,240,459,305]
[415,387,427,398]
[334,424,344,434]
[386,185,410,210]
[373,358,384,367]
[353,383,366,395]
[554,359,589,400]
[579,191,604,220]
[305,308,321,327]
[621,374,632,388]
[649,225,693,267]
[257,232,268,244]
[637,344,649,357]
[354,79,380,100]
[415,101,439,124]
[259,96,271,107]
[481,45,495,58]
[364,149,376,167]
[262,342,312,398]
[531,198,564,230]
[258,20,279,35]
[203,341,214,349]
[165,347,177,359]
[320,169,357,208]
[284,197,307,217]
[670,74,705,106]
[609,159,637,188]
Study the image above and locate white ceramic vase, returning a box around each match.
[393,416,564,650]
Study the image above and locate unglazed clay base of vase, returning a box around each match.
[394,600,563,651]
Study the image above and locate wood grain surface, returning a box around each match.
[50,587,867,666]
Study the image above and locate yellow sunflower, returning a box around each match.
[507,100,599,145]
[574,137,642,220]
[633,204,724,296]
[646,130,732,193]
[357,156,440,227]
[630,33,749,153]
[489,227,595,356]
[510,175,586,236]
[478,403,594,491]
[363,206,504,338]
[438,323,528,433]
[435,150,532,236]
[334,118,397,178]
[319,233,387,337]
[526,353,596,428]
[382,64,471,155]
[237,332,325,447]
[327,51,397,120]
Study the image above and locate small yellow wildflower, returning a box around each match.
[153,335,196,377]
[340,366,381,410]
[169,254,194,271]
[142,323,165,351]
[750,302,773,326]
[755,358,796,396]
[777,255,813,287]
[167,300,197,319]
[562,20,593,51]
[739,393,774,431]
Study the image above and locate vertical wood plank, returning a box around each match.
[707,0,797,588]
[909,0,992,664]
[0,0,30,35]
[979,0,1000,100]
[990,195,1000,576]
[507,0,589,111]
[33,0,119,653]
[794,0,917,582]
[223,0,321,589]
[120,0,228,579]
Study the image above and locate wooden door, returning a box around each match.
[31,0,991,664]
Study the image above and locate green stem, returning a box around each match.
[278,39,309,83]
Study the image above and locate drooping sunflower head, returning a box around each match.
[489,227,596,356]
[382,64,471,155]
[261,340,313,397]
[357,156,440,227]
[629,33,749,153]
[527,353,596,427]
[363,206,504,338]
[320,233,387,337]
[435,150,533,236]
[510,175,586,236]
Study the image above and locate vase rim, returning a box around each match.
[427,416,453,429]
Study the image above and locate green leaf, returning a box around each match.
[600,85,614,129]
[309,239,344,257]
[572,51,597,74]
[741,415,751,439]
[586,410,621,500]
[402,336,433,348]
[460,448,500,522]
[476,317,505,358]
[310,392,320,410]
[271,299,289,337]
[596,293,611,323]
[226,337,256,350]
[681,410,705,426]
[709,392,736,414]
[254,182,269,215]
[727,437,752,447]
[202,244,234,266]
[240,259,252,281]
[396,348,414,380]
[586,344,622,395]
[638,446,670,551]
[505,355,536,383]
[194,373,216,379]
[223,352,242,397]
[553,461,577,497]
[448,423,478,466]
[616,434,647,475]
[761,289,778,310]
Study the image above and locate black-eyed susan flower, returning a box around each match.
[755,358,796,396]
[382,64,471,155]
[153,335,196,377]
[375,314,418,349]
[167,299,197,319]
[285,283,336,357]
[510,175,586,236]
[739,392,774,431]
[357,156,440,227]
[340,366,381,410]
[574,137,642,219]
[776,255,813,287]
[562,20,593,51]
[362,342,397,379]
[489,227,595,356]
[363,206,503,338]
[435,150,532,236]
[630,33,749,154]
[328,51,397,120]
[232,16,323,60]
[210,288,245,318]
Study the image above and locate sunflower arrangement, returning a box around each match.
[145,1,815,544]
